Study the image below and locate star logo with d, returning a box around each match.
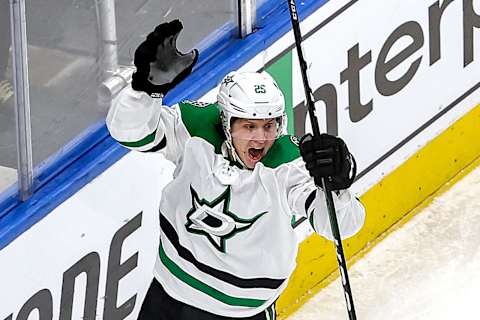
[222,75,234,85]
[185,185,266,253]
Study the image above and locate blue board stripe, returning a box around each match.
[0,0,328,250]
[0,121,115,219]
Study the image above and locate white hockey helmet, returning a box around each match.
[217,71,287,145]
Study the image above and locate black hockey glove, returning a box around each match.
[131,19,198,97]
[299,133,357,191]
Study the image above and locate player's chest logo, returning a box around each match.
[185,185,266,253]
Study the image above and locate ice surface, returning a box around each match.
[289,164,480,320]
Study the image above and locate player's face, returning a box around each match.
[230,118,277,169]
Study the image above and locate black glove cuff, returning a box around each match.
[300,133,357,190]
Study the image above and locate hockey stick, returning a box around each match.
[286,1,357,319]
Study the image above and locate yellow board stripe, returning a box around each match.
[277,104,480,319]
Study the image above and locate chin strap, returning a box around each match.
[221,141,247,169]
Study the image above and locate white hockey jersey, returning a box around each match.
[106,87,366,318]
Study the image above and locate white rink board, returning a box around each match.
[0,152,175,319]
[289,164,480,320]
[292,0,480,195]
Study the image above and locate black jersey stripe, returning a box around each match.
[304,189,316,214]
[141,135,167,152]
[159,241,267,307]
[292,189,317,229]
[160,212,286,289]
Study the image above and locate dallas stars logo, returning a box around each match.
[185,185,266,253]
[222,75,234,85]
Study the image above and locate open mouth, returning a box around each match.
[248,147,264,162]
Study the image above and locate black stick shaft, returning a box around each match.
[286,1,357,319]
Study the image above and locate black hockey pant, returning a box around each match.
[137,280,276,320]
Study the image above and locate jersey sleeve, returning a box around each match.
[280,157,366,241]
[106,86,226,165]
[106,86,191,165]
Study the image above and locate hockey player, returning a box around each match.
[106,20,365,320]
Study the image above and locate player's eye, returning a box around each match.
[264,121,276,130]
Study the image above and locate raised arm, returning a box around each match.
[106,20,198,163]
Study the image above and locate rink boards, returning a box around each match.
[1,0,479,319]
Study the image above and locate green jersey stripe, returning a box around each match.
[160,212,285,289]
[118,130,157,148]
[267,304,275,319]
[159,242,267,307]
